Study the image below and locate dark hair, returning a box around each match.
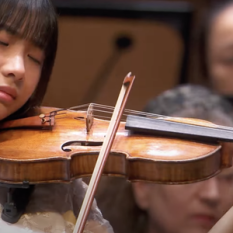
[0,0,58,221]
[0,0,58,119]
[144,84,233,125]
[198,0,233,81]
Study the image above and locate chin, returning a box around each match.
[0,108,9,121]
[0,104,16,121]
[181,226,213,233]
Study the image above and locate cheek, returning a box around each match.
[207,37,233,94]
[208,61,233,94]
[148,186,193,225]
[210,62,233,81]
[21,66,41,99]
[219,188,233,214]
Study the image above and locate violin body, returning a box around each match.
[0,106,231,185]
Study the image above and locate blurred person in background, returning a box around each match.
[94,84,233,233]
[199,0,233,103]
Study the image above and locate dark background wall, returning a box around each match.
[42,0,213,111]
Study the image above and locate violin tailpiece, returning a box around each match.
[0,114,55,130]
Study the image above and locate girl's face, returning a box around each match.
[207,5,233,95]
[0,26,44,120]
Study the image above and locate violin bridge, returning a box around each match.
[86,104,94,133]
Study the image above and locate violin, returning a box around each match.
[1,74,233,233]
[0,105,232,184]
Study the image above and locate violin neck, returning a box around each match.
[125,115,233,143]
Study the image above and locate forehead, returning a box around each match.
[209,6,233,49]
[219,142,233,175]
[220,165,233,176]
[0,24,25,37]
[0,25,43,52]
[0,2,52,50]
[0,23,43,50]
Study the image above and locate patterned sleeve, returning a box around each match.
[71,179,115,233]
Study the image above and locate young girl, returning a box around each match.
[0,0,114,232]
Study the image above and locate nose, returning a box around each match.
[1,52,25,81]
[198,178,220,206]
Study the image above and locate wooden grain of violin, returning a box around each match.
[1,79,233,186]
[2,73,233,233]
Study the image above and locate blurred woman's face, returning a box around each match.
[207,5,233,96]
[133,165,233,233]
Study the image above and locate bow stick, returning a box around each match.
[73,73,135,233]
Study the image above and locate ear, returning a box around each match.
[132,182,151,210]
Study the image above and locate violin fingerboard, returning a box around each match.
[125,115,233,143]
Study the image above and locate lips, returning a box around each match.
[0,85,17,99]
[0,85,17,104]
[191,214,217,228]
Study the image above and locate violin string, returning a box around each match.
[68,103,164,118]
[92,103,164,118]
[67,103,233,132]
[100,104,163,118]
[92,104,233,131]
[90,113,133,120]
[90,114,114,120]
[69,103,213,122]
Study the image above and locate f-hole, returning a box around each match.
[62,140,103,152]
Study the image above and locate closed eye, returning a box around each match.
[0,40,8,46]
[218,174,233,183]
[28,55,42,65]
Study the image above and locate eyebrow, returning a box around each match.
[0,24,21,36]
[0,24,44,49]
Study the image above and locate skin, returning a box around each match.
[133,161,233,233]
[0,27,44,121]
[207,5,233,96]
